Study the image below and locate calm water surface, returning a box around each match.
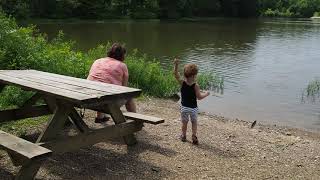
[34,19,320,131]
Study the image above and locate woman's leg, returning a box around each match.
[97,112,104,119]
[125,99,137,113]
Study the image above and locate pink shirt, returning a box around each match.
[87,57,129,86]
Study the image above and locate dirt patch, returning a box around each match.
[1,98,320,179]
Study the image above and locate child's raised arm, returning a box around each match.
[173,58,183,85]
[194,84,210,100]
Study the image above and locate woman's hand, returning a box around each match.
[173,57,182,85]
[174,58,179,65]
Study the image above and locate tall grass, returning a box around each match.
[303,79,320,102]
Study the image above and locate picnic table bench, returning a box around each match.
[0,69,164,179]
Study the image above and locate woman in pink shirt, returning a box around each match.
[88,43,136,123]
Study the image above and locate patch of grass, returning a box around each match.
[0,116,49,136]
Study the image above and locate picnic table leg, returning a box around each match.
[37,99,73,142]
[0,84,5,93]
[106,104,137,146]
[69,108,89,133]
[15,159,45,180]
[43,96,57,113]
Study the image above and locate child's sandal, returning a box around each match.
[180,135,187,142]
[192,135,199,145]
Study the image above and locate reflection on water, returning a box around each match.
[34,19,320,131]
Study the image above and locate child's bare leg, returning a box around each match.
[191,121,197,136]
[125,99,136,113]
[181,121,188,137]
[191,113,199,144]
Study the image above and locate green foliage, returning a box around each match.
[259,0,320,17]
[0,0,30,19]
[0,86,34,108]
[197,73,224,92]
[125,50,178,97]
[262,8,294,17]
[314,12,320,17]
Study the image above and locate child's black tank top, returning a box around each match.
[181,81,197,108]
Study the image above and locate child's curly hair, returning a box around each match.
[184,63,198,78]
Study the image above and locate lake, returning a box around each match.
[33,18,320,131]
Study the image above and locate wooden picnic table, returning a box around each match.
[0,70,164,179]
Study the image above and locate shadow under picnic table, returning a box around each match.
[39,141,174,179]
[0,165,14,180]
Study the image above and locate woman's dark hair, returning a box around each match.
[107,43,127,61]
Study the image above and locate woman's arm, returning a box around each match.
[194,83,210,100]
[122,63,129,86]
[173,58,183,85]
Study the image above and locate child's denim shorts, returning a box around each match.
[180,105,199,122]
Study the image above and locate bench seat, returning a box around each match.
[123,112,164,125]
[0,130,52,162]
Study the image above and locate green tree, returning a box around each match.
[0,0,30,19]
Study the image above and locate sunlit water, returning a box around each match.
[32,18,320,131]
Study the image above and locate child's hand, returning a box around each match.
[205,91,210,97]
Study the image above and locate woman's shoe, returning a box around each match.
[95,117,110,123]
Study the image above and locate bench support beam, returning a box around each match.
[15,158,45,180]
[105,104,139,146]
[0,105,51,123]
[39,120,142,154]
[69,108,90,133]
[37,100,72,143]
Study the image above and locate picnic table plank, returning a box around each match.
[8,71,118,96]
[0,130,52,180]
[0,73,94,104]
[0,70,141,105]
[123,112,165,125]
[3,70,139,94]
[0,130,52,161]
